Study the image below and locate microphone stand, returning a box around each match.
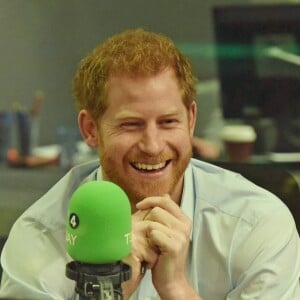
[66,261,131,300]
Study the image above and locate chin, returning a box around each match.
[125,179,174,203]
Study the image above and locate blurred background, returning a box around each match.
[0,0,297,146]
[1,0,223,146]
[0,0,300,238]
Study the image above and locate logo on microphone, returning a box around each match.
[69,213,79,229]
[124,232,132,245]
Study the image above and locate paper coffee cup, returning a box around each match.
[220,125,257,163]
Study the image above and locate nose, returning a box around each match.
[138,124,164,156]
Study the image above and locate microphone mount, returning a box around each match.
[66,260,131,300]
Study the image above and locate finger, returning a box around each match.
[132,244,158,269]
[145,221,175,251]
[136,195,185,220]
[131,216,159,269]
[143,205,191,235]
[145,220,190,255]
[145,220,173,239]
[130,233,158,269]
[132,208,151,221]
[144,206,177,228]
[148,228,184,257]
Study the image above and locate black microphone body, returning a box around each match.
[66,261,131,300]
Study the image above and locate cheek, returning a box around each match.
[175,134,193,158]
[169,129,192,147]
[99,133,137,156]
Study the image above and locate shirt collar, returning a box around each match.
[180,162,195,241]
[96,166,102,181]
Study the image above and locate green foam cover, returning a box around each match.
[66,181,131,264]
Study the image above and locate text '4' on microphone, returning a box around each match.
[65,181,132,300]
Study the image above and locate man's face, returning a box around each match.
[97,68,196,206]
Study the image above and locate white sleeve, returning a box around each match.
[0,216,76,300]
[227,206,300,300]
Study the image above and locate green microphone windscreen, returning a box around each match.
[66,181,131,264]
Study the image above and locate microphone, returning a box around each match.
[65,180,132,300]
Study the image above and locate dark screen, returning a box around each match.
[213,4,300,152]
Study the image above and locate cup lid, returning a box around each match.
[220,125,257,142]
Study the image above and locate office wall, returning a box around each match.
[0,0,296,145]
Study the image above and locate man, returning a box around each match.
[0,28,299,299]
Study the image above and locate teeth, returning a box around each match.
[134,161,166,171]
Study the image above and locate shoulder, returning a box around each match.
[21,159,100,230]
[188,158,287,228]
[0,160,100,299]
[187,159,300,298]
[0,216,75,298]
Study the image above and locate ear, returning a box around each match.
[78,109,98,148]
[188,101,197,138]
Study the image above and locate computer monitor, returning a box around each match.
[213,4,300,153]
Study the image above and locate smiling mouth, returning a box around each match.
[131,160,170,172]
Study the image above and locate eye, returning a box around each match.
[160,118,178,127]
[120,121,142,129]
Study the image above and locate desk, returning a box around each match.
[207,153,300,185]
[0,165,65,236]
[250,154,300,185]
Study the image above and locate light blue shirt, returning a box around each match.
[0,159,299,299]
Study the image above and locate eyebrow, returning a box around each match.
[115,109,182,120]
[115,110,142,120]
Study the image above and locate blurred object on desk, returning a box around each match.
[56,126,80,170]
[6,141,98,169]
[29,90,44,150]
[220,124,257,163]
[7,90,46,166]
[267,152,300,163]
[12,90,44,158]
[0,111,13,163]
[7,147,59,168]
[193,79,225,159]
[15,109,31,157]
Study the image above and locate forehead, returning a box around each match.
[105,68,183,106]
[99,70,188,123]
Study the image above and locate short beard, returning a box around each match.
[100,146,192,205]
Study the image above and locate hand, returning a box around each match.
[136,195,195,299]
[122,209,158,300]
